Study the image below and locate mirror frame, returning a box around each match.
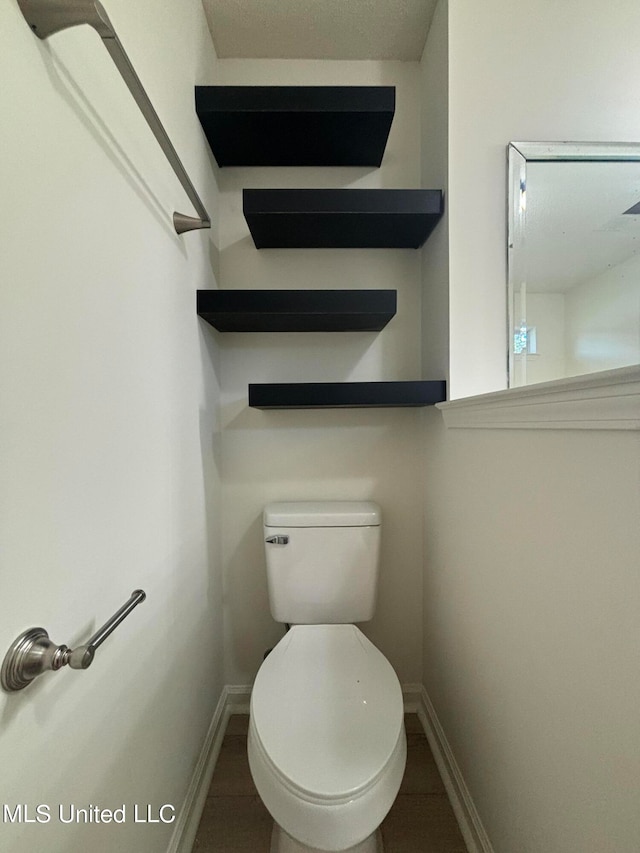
[507,141,640,387]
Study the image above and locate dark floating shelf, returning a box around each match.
[197,289,397,332]
[248,381,447,409]
[195,86,395,167]
[243,189,444,249]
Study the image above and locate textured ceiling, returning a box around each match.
[523,160,640,293]
[202,0,437,60]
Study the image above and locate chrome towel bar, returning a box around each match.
[1,589,146,692]
[17,0,211,235]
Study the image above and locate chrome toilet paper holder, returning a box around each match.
[1,589,146,692]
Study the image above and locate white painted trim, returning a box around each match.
[401,682,423,713]
[166,684,252,853]
[414,686,494,853]
[224,683,253,715]
[437,365,640,430]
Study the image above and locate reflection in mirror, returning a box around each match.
[508,142,640,387]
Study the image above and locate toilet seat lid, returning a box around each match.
[250,624,403,801]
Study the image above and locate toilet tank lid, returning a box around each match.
[264,501,381,527]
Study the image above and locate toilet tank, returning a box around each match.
[263,501,381,624]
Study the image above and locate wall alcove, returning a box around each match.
[195,84,446,408]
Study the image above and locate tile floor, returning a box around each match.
[193,713,468,853]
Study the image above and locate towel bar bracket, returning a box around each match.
[17,0,211,234]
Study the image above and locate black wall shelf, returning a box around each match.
[248,381,447,409]
[243,189,444,249]
[195,86,395,167]
[197,290,397,332]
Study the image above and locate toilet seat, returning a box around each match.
[248,624,406,850]
[251,624,403,801]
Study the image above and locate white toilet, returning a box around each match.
[248,501,406,853]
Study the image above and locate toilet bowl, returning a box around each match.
[248,624,406,852]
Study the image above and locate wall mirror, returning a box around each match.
[508,142,640,387]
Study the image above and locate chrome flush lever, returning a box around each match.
[265,535,289,545]
[1,589,146,692]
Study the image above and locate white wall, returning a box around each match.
[210,59,427,686]
[448,0,640,399]
[422,418,640,853]
[421,2,640,851]
[0,2,223,851]
[565,255,640,377]
[420,0,449,383]
[513,292,566,386]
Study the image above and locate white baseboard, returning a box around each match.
[223,683,253,715]
[166,684,252,853]
[401,682,424,713]
[168,682,493,853]
[413,685,494,853]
